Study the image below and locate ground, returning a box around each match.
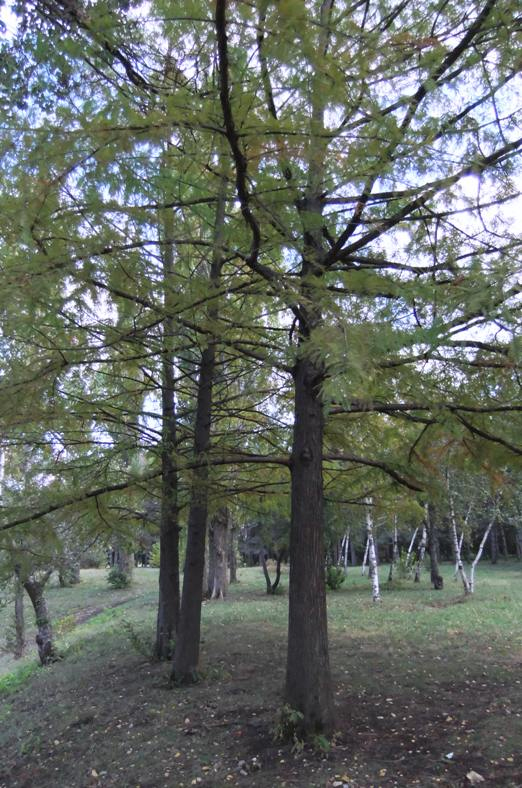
[0,563,521,787]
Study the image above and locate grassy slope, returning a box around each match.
[0,562,521,787]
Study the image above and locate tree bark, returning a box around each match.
[171,169,226,684]
[414,524,427,583]
[388,520,399,582]
[470,510,497,593]
[448,495,470,594]
[490,521,499,564]
[23,573,55,665]
[208,507,228,599]
[155,152,180,660]
[228,520,238,583]
[285,354,333,734]
[366,500,381,602]
[427,503,443,590]
[13,567,25,659]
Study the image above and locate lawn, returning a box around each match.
[0,561,521,787]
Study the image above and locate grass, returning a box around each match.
[0,560,521,787]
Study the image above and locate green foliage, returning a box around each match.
[272,704,305,747]
[326,565,346,591]
[148,542,160,568]
[106,567,131,589]
[121,616,152,659]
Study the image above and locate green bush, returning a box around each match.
[149,542,160,568]
[106,567,131,589]
[326,565,346,591]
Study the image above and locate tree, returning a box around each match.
[0,0,520,736]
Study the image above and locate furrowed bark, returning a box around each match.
[286,353,333,734]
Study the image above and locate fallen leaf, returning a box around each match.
[466,771,485,785]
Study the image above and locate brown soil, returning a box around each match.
[1,616,521,788]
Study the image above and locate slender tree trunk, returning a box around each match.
[388,520,398,582]
[407,527,418,566]
[208,507,228,600]
[342,530,349,574]
[499,523,508,558]
[414,524,427,583]
[361,537,369,576]
[260,548,283,594]
[155,150,180,660]
[366,500,381,602]
[171,171,226,684]
[228,520,238,583]
[490,521,499,564]
[470,510,497,593]
[23,573,55,665]
[427,503,443,590]
[350,536,357,566]
[516,527,522,561]
[13,567,25,659]
[285,354,333,734]
[448,497,470,594]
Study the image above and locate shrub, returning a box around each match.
[149,542,160,568]
[107,567,131,589]
[326,565,346,591]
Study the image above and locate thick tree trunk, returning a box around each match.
[427,503,443,590]
[13,568,25,659]
[208,507,228,600]
[285,354,333,735]
[23,573,55,665]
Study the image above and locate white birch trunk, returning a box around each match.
[470,509,497,594]
[365,500,381,602]
[448,495,471,594]
[407,527,418,560]
[342,530,350,574]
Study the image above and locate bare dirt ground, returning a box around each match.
[1,570,521,787]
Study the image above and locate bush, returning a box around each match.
[107,567,131,589]
[326,565,346,591]
[149,542,160,568]
[80,548,106,569]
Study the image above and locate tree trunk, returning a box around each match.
[285,354,333,735]
[448,496,470,594]
[427,503,443,590]
[361,537,369,576]
[155,171,180,660]
[208,507,228,600]
[228,520,238,583]
[23,573,55,665]
[490,521,499,564]
[366,500,381,602]
[388,520,399,582]
[171,171,226,684]
[260,548,283,594]
[13,567,25,659]
[516,527,522,561]
[350,536,357,566]
[470,510,497,593]
[414,525,427,583]
[499,523,508,558]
